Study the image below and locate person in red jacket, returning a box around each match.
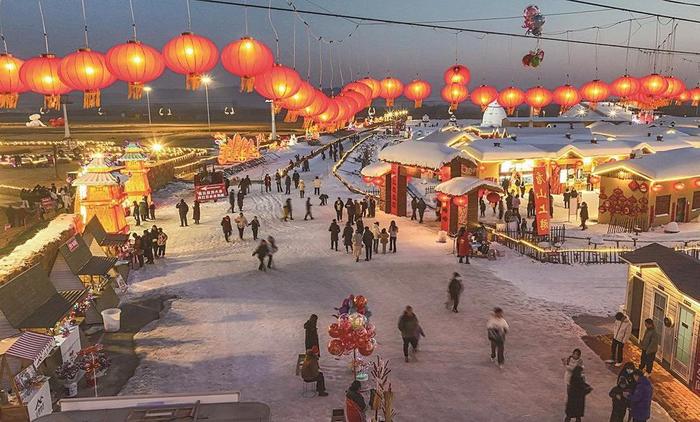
[457,228,472,264]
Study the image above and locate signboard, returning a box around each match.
[390,163,399,215]
[66,236,80,252]
[59,326,81,363]
[26,380,52,421]
[195,184,227,203]
[533,165,551,236]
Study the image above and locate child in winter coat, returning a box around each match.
[562,348,584,385]
[379,228,389,253]
[608,381,629,422]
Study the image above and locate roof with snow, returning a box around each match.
[378,140,473,170]
[434,176,503,196]
[593,147,700,181]
[73,156,127,186]
[360,161,392,178]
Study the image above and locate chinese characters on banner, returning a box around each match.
[533,165,551,236]
[390,163,399,215]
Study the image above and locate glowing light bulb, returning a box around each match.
[84,66,95,75]
[131,55,143,64]
[4,62,15,70]
[185,47,194,55]
[42,75,54,84]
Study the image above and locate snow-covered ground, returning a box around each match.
[120,136,671,421]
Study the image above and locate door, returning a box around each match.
[652,291,668,361]
[672,305,695,381]
[676,197,687,223]
[630,277,645,338]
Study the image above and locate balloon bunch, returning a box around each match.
[327,295,377,358]
[523,5,545,37]
[522,49,545,68]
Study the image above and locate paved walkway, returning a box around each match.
[584,334,700,422]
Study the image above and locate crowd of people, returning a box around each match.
[328,202,397,262]
[4,183,73,228]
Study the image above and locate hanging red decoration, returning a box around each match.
[342,90,367,116]
[441,83,468,110]
[19,53,71,110]
[162,32,218,90]
[105,40,165,100]
[652,183,663,192]
[553,84,580,113]
[662,76,685,99]
[690,87,700,107]
[279,81,315,122]
[497,86,525,115]
[628,180,639,191]
[342,81,372,106]
[59,48,116,109]
[674,182,685,191]
[443,64,470,85]
[362,176,373,184]
[220,36,274,93]
[486,192,501,204]
[676,90,690,105]
[403,79,431,108]
[315,99,339,126]
[610,75,639,99]
[639,73,668,97]
[254,63,302,101]
[452,195,468,207]
[299,90,328,128]
[379,77,403,107]
[0,53,25,109]
[358,77,381,99]
[470,85,498,111]
[579,80,609,107]
[638,182,649,193]
[525,86,553,115]
[694,179,700,188]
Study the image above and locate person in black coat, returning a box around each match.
[346,380,366,412]
[292,170,300,189]
[285,174,292,194]
[142,230,154,264]
[250,216,260,240]
[342,222,354,253]
[368,197,376,217]
[565,366,592,422]
[328,219,340,250]
[237,189,245,212]
[579,202,589,230]
[334,198,344,221]
[362,226,374,261]
[410,197,418,220]
[609,380,629,422]
[417,198,427,223]
[304,314,320,353]
[228,190,236,213]
[132,201,141,226]
[275,172,283,192]
[221,216,232,242]
[345,198,355,222]
[264,173,272,192]
[252,239,269,271]
[304,197,313,220]
[193,200,201,224]
[176,199,189,227]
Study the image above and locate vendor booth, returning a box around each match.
[434,177,503,234]
[360,162,392,211]
[83,216,130,258]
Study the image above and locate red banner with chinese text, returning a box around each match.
[533,165,551,236]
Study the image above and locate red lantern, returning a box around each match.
[221,36,274,93]
[328,338,344,356]
[362,176,373,184]
[358,77,381,98]
[58,48,115,108]
[639,73,668,97]
[452,195,468,207]
[525,86,553,115]
[676,90,690,105]
[328,323,342,338]
[379,77,403,107]
[342,81,372,106]
[162,32,218,90]
[580,80,609,106]
[404,79,431,108]
[333,96,354,125]
[470,85,498,111]
[486,192,500,204]
[254,64,302,101]
[315,99,340,127]
[690,87,700,107]
[441,83,468,109]
[341,90,367,116]
[652,183,663,192]
[628,180,639,191]
[663,76,685,99]
[299,90,328,128]
[0,53,25,109]
[443,64,470,85]
[497,86,525,115]
[105,40,165,100]
[279,81,315,122]
[19,53,70,110]
[553,84,580,113]
[674,182,686,191]
[610,75,639,99]
[353,295,367,309]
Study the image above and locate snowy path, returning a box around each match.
[121,142,671,421]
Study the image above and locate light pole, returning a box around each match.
[266,99,277,141]
[201,75,212,132]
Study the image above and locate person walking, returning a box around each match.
[389,220,398,253]
[609,312,632,367]
[283,198,294,221]
[228,189,236,213]
[300,349,328,397]
[284,174,292,194]
[319,193,328,205]
[345,198,355,222]
[250,216,260,240]
[304,197,313,220]
[565,366,592,422]
[629,370,652,422]
[264,173,272,192]
[638,319,659,374]
[410,197,418,220]
[398,306,420,362]
[132,233,144,268]
[579,202,589,230]
[562,348,584,386]
[352,228,364,262]
[142,230,154,264]
[139,197,149,222]
[234,213,248,240]
[527,188,535,217]
[299,179,306,198]
[342,222,354,253]
[149,202,156,220]
[237,189,245,212]
[457,228,472,264]
[252,239,269,271]
[479,196,486,218]
[266,235,277,268]
[328,219,340,251]
[334,197,344,221]
[378,228,389,254]
[512,194,521,213]
[304,314,320,353]
[132,201,141,226]
[346,380,366,416]
[498,199,504,220]
[563,187,571,209]
[292,170,300,189]
[371,222,380,253]
[156,228,168,257]
[487,307,509,368]
[221,215,232,242]
[362,226,374,261]
[447,272,463,313]
[275,172,283,192]
[192,200,201,224]
[150,225,159,259]
[176,199,189,227]
[609,379,629,422]
[313,176,321,195]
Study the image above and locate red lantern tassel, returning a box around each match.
[386,98,394,107]
[45,94,61,110]
[532,107,541,115]
[240,77,255,93]
[83,90,101,109]
[186,73,202,90]
[506,107,515,115]
[0,93,19,109]
[128,82,144,100]
[274,103,282,114]
[414,99,422,108]
[284,110,299,123]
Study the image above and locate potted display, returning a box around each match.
[55,360,81,397]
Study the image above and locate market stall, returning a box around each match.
[434,177,503,234]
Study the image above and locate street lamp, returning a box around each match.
[151,142,163,161]
[266,99,277,141]
[143,86,155,142]
[201,75,212,132]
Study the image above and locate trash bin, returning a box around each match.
[101,308,121,332]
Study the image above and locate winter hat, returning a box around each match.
[453,272,460,277]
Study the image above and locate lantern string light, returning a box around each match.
[268,0,280,59]
[624,18,632,73]
[594,28,600,78]
[0,0,7,54]
[80,0,89,48]
[317,38,322,88]
[186,0,192,32]
[338,44,344,86]
[128,0,138,40]
[329,40,334,92]
[243,0,248,35]
[38,0,50,54]
[306,24,311,80]
[292,14,296,69]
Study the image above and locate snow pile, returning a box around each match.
[594,147,700,180]
[378,141,470,170]
[0,214,78,284]
[359,161,392,178]
[434,176,502,196]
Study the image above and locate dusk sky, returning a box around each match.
[2,0,700,98]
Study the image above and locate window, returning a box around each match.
[693,191,700,210]
[655,195,671,215]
